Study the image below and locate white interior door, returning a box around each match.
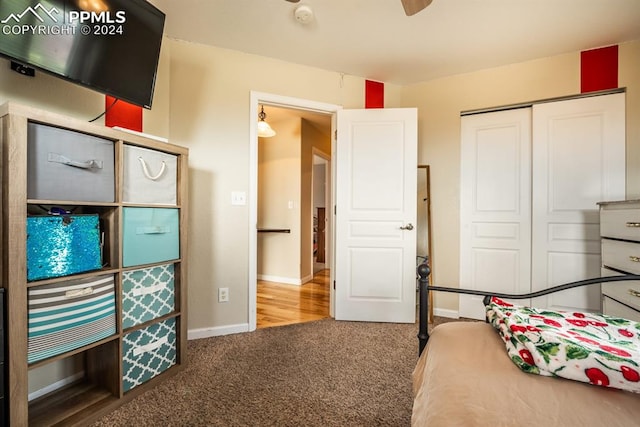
[334,108,417,322]
[459,108,532,319]
[531,93,626,311]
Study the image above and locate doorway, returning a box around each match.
[253,99,335,329]
[250,94,418,329]
[313,151,330,274]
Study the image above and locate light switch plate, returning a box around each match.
[231,191,246,205]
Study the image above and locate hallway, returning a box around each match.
[257,269,330,328]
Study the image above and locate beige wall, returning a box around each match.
[2,29,637,329]
[0,39,171,136]
[401,40,640,314]
[166,39,403,332]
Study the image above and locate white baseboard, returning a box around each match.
[433,308,459,319]
[188,323,249,340]
[29,371,84,402]
[257,274,302,286]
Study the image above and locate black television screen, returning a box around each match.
[0,0,165,109]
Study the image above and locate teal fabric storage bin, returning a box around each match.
[122,264,175,329]
[122,317,176,392]
[122,208,179,267]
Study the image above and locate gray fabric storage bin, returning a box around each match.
[27,123,115,202]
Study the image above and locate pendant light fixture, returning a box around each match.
[257,105,276,138]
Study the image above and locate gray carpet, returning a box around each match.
[92,317,457,427]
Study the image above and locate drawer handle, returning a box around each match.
[630,256,640,263]
[626,222,640,228]
[65,287,94,298]
[133,335,169,357]
[132,283,167,297]
[48,153,103,170]
[629,289,640,298]
[136,226,170,235]
[138,157,167,181]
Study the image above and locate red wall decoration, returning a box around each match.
[365,80,384,108]
[580,45,618,93]
[104,95,143,132]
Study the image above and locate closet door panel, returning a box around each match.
[459,108,532,319]
[531,92,626,312]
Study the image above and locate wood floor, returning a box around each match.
[257,269,330,329]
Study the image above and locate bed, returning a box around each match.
[413,263,640,427]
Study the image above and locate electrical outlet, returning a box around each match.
[218,287,229,303]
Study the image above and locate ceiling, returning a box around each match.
[151,0,640,86]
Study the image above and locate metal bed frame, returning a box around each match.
[416,262,640,355]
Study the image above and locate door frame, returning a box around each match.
[249,91,341,331]
[311,148,331,275]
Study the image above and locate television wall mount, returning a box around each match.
[11,61,35,77]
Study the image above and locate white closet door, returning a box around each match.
[531,93,626,312]
[459,108,532,319]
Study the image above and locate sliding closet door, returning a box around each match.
[531,93,626,312]
[459,108,532,319]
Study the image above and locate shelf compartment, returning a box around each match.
[29,381,116,426]
[27,205,120,272]
[28,340,120,426]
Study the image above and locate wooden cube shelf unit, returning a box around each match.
[0,102,189,426]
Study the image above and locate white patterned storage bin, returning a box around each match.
[122,317,176,392]
[28,275,116,364]
[122,264,175,329]
[123,145,177,205]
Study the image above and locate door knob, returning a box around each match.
[400,223,414,230]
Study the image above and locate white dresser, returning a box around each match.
[599,200,640,321]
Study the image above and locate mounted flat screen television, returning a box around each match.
[0,0,165,109]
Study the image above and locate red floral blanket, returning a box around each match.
[486,297,640,393]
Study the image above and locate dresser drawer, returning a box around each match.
[601,267,640,312]
[600,205,640,242]
[603,296,640,322]
[601,239,640,274]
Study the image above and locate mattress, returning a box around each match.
[412,322,640,427]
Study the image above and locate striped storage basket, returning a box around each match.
[122,317,176,392]
[122,264,175,329]
[28,275,116,364]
